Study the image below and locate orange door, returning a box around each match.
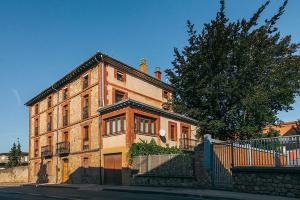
[62,159,69,183]
[104,154,122,185]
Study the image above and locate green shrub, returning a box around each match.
[128,139,182,164]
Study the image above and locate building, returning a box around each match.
[0,152,29,169]
[25,52,199,185]
[264,121,299,136]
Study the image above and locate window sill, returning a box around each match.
[135,132,157,137]
[103,132,126,137]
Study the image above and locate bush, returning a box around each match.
[128,139,182,164]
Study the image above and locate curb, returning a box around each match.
[22,184,80,189]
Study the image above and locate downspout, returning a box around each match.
[94,54,105,184]
[51,84,60,184]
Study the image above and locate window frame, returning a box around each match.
[104,115,126,136]
[134,114,157,136]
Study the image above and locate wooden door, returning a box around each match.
[104,153,122,185]
[62,159,69,183]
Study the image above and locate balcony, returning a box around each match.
[179,138,201,151]
[56,141,70,156]
[63,115,68,127]
[41,145,53,158]
[83,140,89,151]
[34,127,39,136]
[47,122,52,132]
[82,106,89,120]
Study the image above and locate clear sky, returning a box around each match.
[0,0,299,152]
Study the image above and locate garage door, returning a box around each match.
[104,153,122,185]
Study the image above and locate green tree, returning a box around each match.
[7,140,22,168]
[7,143,18,168]
[166,0,300,140]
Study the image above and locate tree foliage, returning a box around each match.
[128,139,182,164]
[7,141,22,168]
[166,0,300,140]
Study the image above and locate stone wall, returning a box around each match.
[131,153,196,187]
[0,166,28,183]
[232,167,300,198]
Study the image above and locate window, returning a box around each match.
[63,105,68,127]
[114,90,126,103]
[35,104,39,115]
[48,136,52,147]
[83,126,89,150]
[48,96,52,108]
[117,71,125,81]
[34,140,39,157]
[105,115,126,135]
[63,131,69,142]
[134,115,156,135]
[83,74,89,89]
[163,90,169,99]
[83,95,89,119]
[169,122,177,141]
[47,113,52,131]
[34,118,39,136]
[63,88,68,100]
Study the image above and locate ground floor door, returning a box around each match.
[104,153,122,185]
[62,159,69,183]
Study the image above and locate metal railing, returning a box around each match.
[56,141,70,155]
[63,115,68,127]
[82,106,89,119]
[179,138,201,151]
[41,145,53,158]
[232,135,300,167]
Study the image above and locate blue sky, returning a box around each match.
[0,0,299,152]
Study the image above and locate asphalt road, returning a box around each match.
[0,186,232,200]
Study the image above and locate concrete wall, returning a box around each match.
[0,166,28,183]
[232,167,300,198]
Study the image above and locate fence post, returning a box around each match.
[204,134,212,170]
[231,141,234,168]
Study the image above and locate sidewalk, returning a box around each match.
[24,184,299,200]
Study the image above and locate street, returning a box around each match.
[0,186,232,200]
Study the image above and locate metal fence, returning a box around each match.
[211,135,300,189]
[233,135,300,167]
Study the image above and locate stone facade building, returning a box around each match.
[25,52,199,185]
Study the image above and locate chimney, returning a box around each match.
[154,67,161,80]
[139,58,148,74]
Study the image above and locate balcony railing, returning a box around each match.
[34,127,39,136]
[83,140,89,151]
[47,122,52,132]
[83,106,89,120]
[56,141,70,156]
[179,138,201,151]
[63,115,68,127]
[41,145,53,158]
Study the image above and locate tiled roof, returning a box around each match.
[25,52,173,106]
[98,98,198,125]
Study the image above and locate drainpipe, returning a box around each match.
[51,84,60,184]
[95,54,104,184]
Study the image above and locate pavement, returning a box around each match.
[17,183,299,200]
